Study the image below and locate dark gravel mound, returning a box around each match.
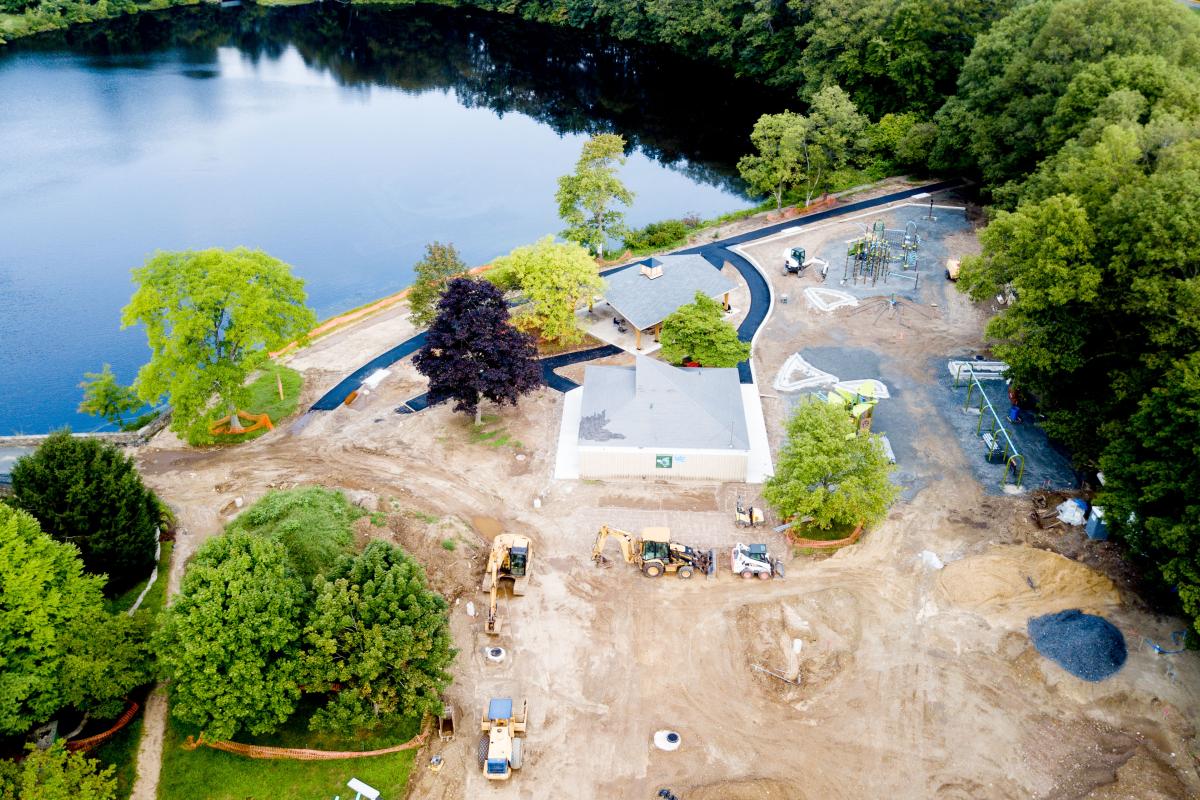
[1027,609,1127,681]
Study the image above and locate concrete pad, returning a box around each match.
[553,387,584,480]
[742,384,774,484]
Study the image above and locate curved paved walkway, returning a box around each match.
[310,179,961,412]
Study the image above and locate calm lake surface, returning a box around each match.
[0,4,780,434]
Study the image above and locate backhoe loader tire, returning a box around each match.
[643,562,664,578]
[741,569,754,580]
[677,566,694,579]
[510,736,523,769]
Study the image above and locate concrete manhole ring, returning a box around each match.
[485,646,507,663]
[653,730,681,751]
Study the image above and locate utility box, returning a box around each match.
[1085,507,1108,541]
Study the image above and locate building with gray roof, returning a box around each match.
[575,357,750,481]
[602,254,736,350]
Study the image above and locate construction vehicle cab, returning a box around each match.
[731,542,784,580]
[784,247,807,275]
[592,525,714,579]
[480,698,527,781]
[482,534,532,635]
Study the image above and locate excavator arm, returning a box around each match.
[484,557,501,634]
[592,525,637,566]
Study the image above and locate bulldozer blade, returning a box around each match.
[773,559,785,579]
[705,550,716,578]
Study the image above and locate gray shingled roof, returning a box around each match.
[577,357,749,451]
[602,254,736,331]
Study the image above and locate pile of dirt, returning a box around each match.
[1027,610,1127,682]
[360,513,487,601]
[936,545,1120,624]
[737,588,861,700]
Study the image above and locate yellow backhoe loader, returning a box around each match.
[481,533,531,635]
[591,525,714,579]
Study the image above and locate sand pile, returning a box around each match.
[936,545,1120,623]
[683,778,805,799]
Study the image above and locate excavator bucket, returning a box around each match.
[773,558,785,579]
[705,549,717,578]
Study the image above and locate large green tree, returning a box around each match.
[659,291,749,368]
[738,88,866,208]
[407,242,469,328]
[121,248,317,444]
[737,111,806,210]
[226,487,361,588]
[10,431,159,593]
[156,531,305,739]
[0,506,151,736]
[487,236,605,344]
[556,133,634,258]
[302,541,454,735]
[764,400,897,530]
[0,743,116,800]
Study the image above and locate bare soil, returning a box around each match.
[132,192,1200,800]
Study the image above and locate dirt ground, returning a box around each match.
[132,190,1200,800]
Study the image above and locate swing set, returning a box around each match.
[954,363,1025,488]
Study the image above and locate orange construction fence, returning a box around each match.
[182,727,428,761]
[66,701,141,753]
[788,520,866,550]
[208,410,273,437]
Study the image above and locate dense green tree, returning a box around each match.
[156,531,305,739]
[407,242,469,328]
[487,236,605,344]
[933,0,1200,189]
[659,292,749,368]
[1099,354,1200,636]
[413,277,543,423]
[0,506,150,736]
[556,133,634,258]
[796,86,868,205]
[795,0,1009,116]
[77,364,143,430]
[737,111,806,210]
[10,431,159,593]
[764,400,897,530]
[121,248,317,444]
[302,541,454,734]
[0,743,116,800]
[226,487,361,588]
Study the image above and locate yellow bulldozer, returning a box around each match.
[591,525,714,579]
[481,533,531,635]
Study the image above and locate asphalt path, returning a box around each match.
[310,179,962,411]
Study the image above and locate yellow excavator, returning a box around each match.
[481,533,531,635]
[591,525,714,579]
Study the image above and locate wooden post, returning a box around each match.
[653,322,662,342]
[723,291,731,311]
[635,328,642,350]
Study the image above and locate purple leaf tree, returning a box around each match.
[414,277,542,423]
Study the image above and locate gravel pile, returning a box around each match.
[1027,609,1127,681]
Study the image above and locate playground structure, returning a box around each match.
[842,219,921,289]
[952,362,1025,488]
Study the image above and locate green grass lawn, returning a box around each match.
[160,700,420,800]
[468,414,524,450]
[195,364,303,445]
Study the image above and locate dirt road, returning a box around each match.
[134,195,1200,799]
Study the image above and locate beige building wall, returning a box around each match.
[579,447,748,482]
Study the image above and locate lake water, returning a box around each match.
[0,4,779,434]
